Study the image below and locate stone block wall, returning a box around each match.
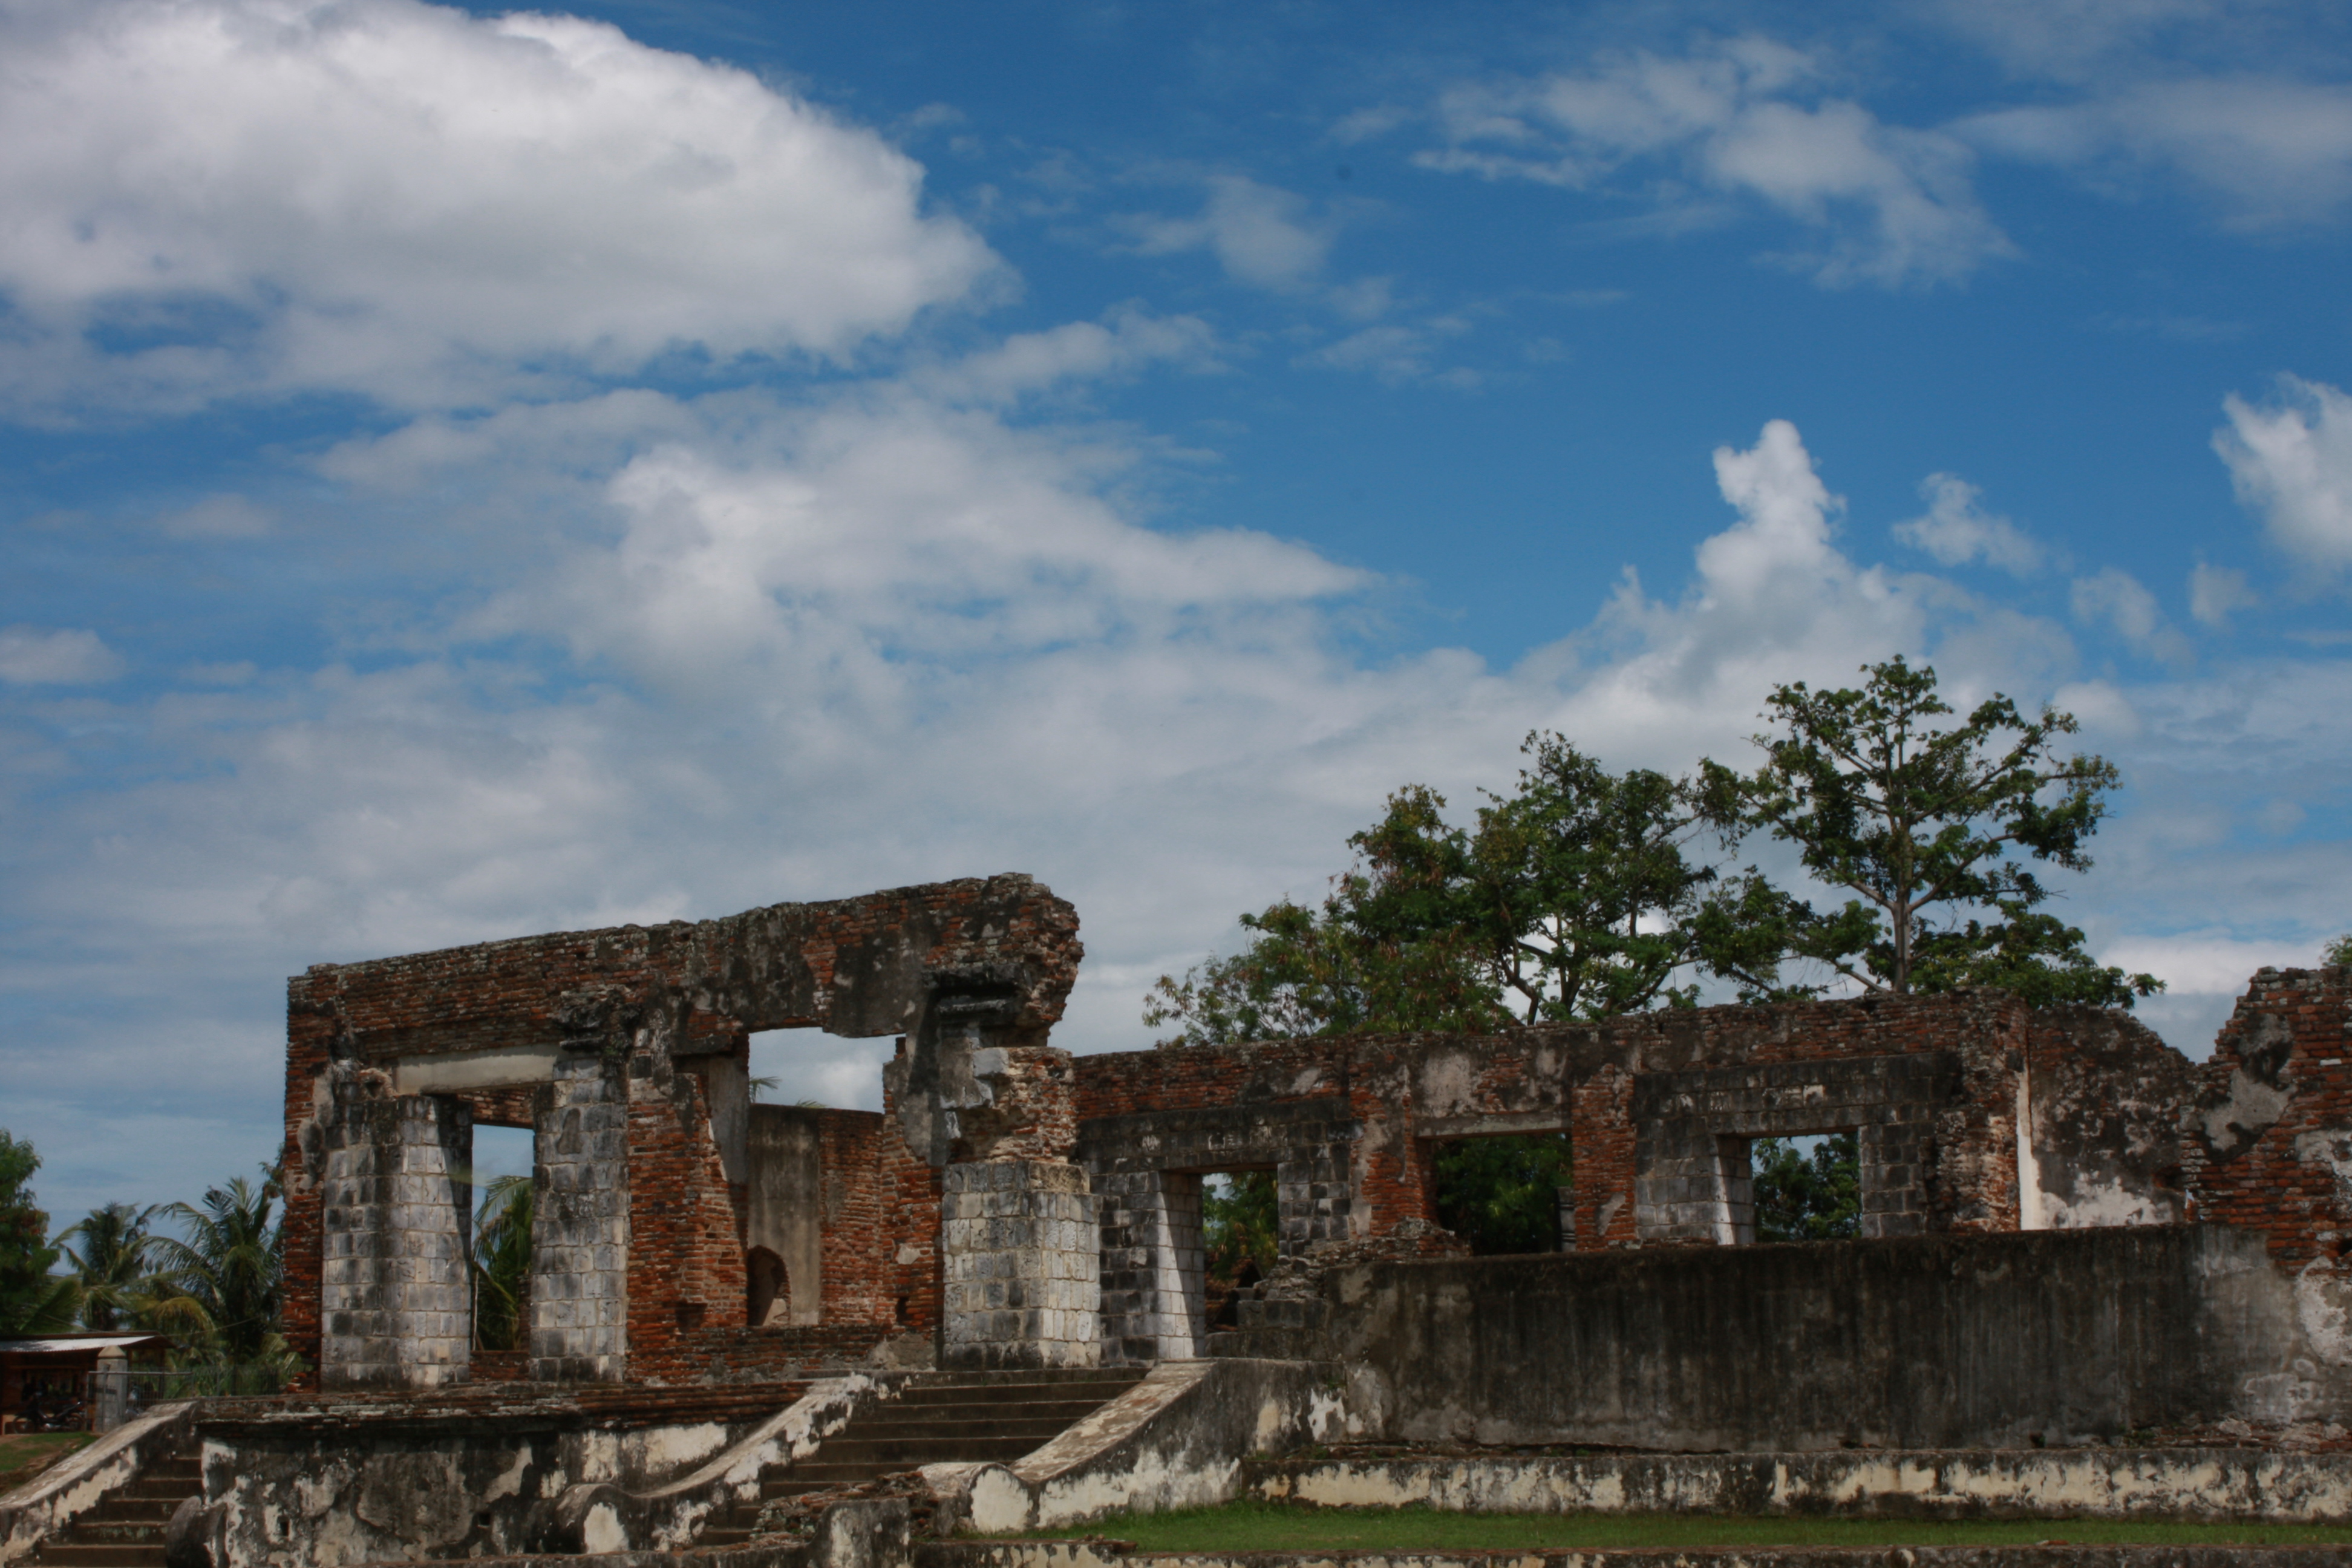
[319,1094,472,1388]
[1630,1053,1956,1243]
[940,1160,1100,1369]
[531,1058,629,1382]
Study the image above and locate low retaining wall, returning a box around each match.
[1316,1226,2350,1450]
[1247,1450,2352,1521]
[175,1377,881,1565]
[924,1546,2352,1568]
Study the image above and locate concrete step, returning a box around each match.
[860,1399,1122,1426]
[807,1436,1053,1466]
[702,1366,1147,1543]
[34,1545,168,1567]
[846,1414,1091,1442]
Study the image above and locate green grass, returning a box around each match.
[1001,1498,2352,1552]
[0,1431,92,1495]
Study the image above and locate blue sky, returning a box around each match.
[5,0,2352,1221]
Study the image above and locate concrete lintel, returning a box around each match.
[391,1044,566,1094]
[1414,1109,1567,1140]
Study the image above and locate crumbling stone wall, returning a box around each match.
[2180,965,2352,1377]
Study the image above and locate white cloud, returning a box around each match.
[0,0,995,412]
[1119,175,1335,290]
[1417,39,2014,287]
[2216,375,2352,569]
[1891,472,2045,573]
[1927,0,2230,78]
[1293,319,1475,388]
[1962,79,2352,228]
[0,626,126,684]
[161,494,273,539]
[2071,567,2192,664]
[909,309,1219,406]
[2189,561,2257,627]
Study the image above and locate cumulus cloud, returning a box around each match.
[1117,175,1336,290]
[2071,567,2192,665]
[1891,473,2045,574]
[2216,375,2352,570]
[1293,319,1476,388]
[1417,38,2014,287]
[0,626,126,684]
[0,0,995,412]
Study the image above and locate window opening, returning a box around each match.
[1749,1131,1860,1241]
[469,1123,535,1352]
[746,1030,893,1110]
[1429,1132,1573,1254]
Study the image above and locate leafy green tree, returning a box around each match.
[0,1131,80,1336]
[471,1175,534,1353]
[1147,733,1792,1045]
[149,1171,283,1364]
[1700,656,2161,1006]
[57,1202,161,1332]
[1432,1135,1572,1254]
[2325,934,2352,968]
[1751,1134,1860,1241]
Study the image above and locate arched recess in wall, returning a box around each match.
[747,1246,788,1328]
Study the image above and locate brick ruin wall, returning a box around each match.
[1069,987,2036,1253]
[279,875,1077,1385]
[276,861,2352,1388]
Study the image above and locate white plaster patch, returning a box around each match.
[581,1501,627,1555]
[478,1445,531,1506]
[965,1465,1034,1534]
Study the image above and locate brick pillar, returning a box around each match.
[530,1056,630,1382]
[319,1094,472,1388]
[940,1160,1100,1369]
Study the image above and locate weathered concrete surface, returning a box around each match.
[1315,1226,2352,1451]
[171,1379,887,1566]
[932,1358,1362,1534]
[0,1400,195,1564]
[924,1546,2352,1568]
[750,1107,826,1327]
[1248,1449,2352,1521]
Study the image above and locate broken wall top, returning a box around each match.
[287,874,1082,1059]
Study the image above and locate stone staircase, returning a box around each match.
[31,1450,199,1567]
[697,1365,1147,1549]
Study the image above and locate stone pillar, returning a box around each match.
[941,1159,1100,1369]
[530,1056,630,1382]
[1276,1145,1354,1256]
[1097,1169,1204,1362]
[91,1347,129,1431]
[319,1094,472,1388]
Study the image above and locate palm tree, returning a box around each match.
[470,1175,533,1352]
[57,1202,160,1331]
[149,1173,283,1365]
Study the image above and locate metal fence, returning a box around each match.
[5,1361,298,1433]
